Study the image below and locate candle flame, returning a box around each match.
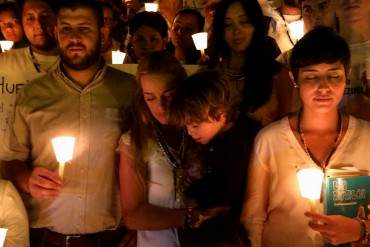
[192,32,208,50]
[297,168,324,199]
[51,136,75,163]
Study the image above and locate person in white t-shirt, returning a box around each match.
[0,0,59,166]
[277,0,337,67]
[334,0,370,121]
[264,0,302,53]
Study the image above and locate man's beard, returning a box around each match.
[60,39,101,71]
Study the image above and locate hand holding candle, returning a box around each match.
[0,40,13,52]
[297,168,324,212]
[191,32,208,57]
[51,136,75,179]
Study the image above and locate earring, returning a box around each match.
[293,83,299,88]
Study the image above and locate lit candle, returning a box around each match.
[0,228,7,247]
[287,20,304,41]
[0,40,13,52]
[191,32,208,56]
[124,0,130,17]
[111,50,126,64]
[297,168,324,212]
[145,3,159,12]
[51,136,75,179]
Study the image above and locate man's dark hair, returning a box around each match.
[170,70,236,126]
[290,26,351,81]
[56,0,104,28]
[174,8,205,31]
[0,2,21,18]
[97,0,119,21]
[129,11,168,38]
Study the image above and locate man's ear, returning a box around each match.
[162,37,168,49]
[54,25,58,41]
[289,71,299,88]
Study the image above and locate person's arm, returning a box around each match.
[1,89,62,199]
[119,142,188,230]
[240,146,270,247]
[3,161,62,199]
[1,181,29,247]
[305,211,362,245]
[119,142,228,230]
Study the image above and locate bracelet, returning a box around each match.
[355,218,370,244]
[356,218,366,241]
[184,207,208,229]
[184,207,194,229]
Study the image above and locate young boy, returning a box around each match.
[170,70,260,246]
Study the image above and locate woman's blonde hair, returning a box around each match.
[126,51,187,184]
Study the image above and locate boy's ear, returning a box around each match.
[215,110,227,122]
[289,71,299,89]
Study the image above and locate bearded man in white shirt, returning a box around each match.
[3,0,136,246]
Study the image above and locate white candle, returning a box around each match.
[51,136,75,178]
[191,32,208,56]
[0,40,13,52]
[288,20,304,41]
[0,228,7,247]
[111,50,126,64]
[145,3,159,12]
[297,168,324,212]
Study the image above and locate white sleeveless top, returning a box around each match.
[119,133,180,247]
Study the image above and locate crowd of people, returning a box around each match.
[0,0,369,247]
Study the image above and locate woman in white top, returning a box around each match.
[118,51,227,247]
[242,27,370,247]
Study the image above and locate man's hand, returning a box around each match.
[28,167,62,199]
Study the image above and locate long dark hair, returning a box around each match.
[125,51,187,183]
[207,0,280,111]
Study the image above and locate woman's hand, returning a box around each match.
[305,211,362,245]
[190,206,231,227]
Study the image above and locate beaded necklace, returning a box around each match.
[153,121,187,205]
[297,110,343,170]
